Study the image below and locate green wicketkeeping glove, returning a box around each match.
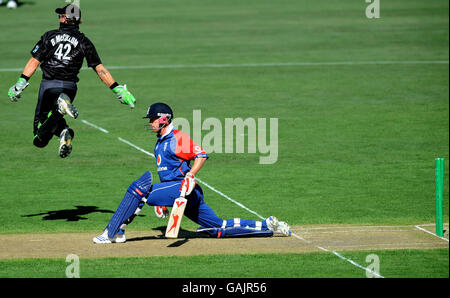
[8,77,29,102]
[112,84,136,108]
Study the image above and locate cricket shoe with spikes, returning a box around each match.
[59,128,73,158]
[57,93,78,119]
[265,216,278,231]
[93,229,126,244]
[276,220,291,236]
[265,216,291,236]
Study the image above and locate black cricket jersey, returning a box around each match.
[30,23,102,83]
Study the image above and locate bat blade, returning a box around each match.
[165,197,188,238]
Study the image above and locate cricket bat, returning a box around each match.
[165,190,187,238]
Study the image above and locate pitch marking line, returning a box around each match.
[81,120,109,134]
[193,179,266,220]
[118,137,154,156]
[324,242,447,249]
[415,225,449,243]
[80,120,384,278]
[1,60,448,72]
[301,229,413,234]
[102,60,450,70]
[298,224,422,230]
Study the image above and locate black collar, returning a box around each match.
[59,22,79,31]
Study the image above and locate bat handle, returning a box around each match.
[180,188,187,198]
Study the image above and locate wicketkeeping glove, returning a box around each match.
[180,172,196,196]
[8,77,29,102]
[112,84,136,108]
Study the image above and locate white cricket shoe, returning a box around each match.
[59,128,72,158]
[276,221,291,236]
[57,93,78,119]
[265,216,279,231]
[266,216,291,236]
[7,1,18,9]
[93,229,126,244]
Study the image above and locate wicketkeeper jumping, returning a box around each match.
[93,102,291,243]
[7,4,136,158]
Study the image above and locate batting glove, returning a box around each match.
[112,84,136,108]
[180,172,196,196]
[8,77,29,102]
[154,206,169,218]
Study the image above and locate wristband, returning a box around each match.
[109,82,119,90]
[20,74,30,81]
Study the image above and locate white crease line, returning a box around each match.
[193,178,266,220]
[294,234,383,278]
[1,60,448,72]
[324,242,449,248]
[103,61,450,70]
[297,224,420,230]
[418,223,449,227]
[117,137,154,157]
[292,232,312,243]
[300,229,414,234]
[81,120,109,133]
[112,133,383,278]
[331,250,383,278]
[291,233,384,278]
[415,225,449,242]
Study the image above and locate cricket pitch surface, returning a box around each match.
[0,224,448,259]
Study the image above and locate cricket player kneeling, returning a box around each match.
[93,103,291,244]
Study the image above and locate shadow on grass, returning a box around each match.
[22,206,115,222]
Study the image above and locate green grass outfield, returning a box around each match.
[0,249,448,278]
[0,0,448,278]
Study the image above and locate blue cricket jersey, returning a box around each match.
[154,124,208,182]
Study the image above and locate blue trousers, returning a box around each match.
[147,181,267,230]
